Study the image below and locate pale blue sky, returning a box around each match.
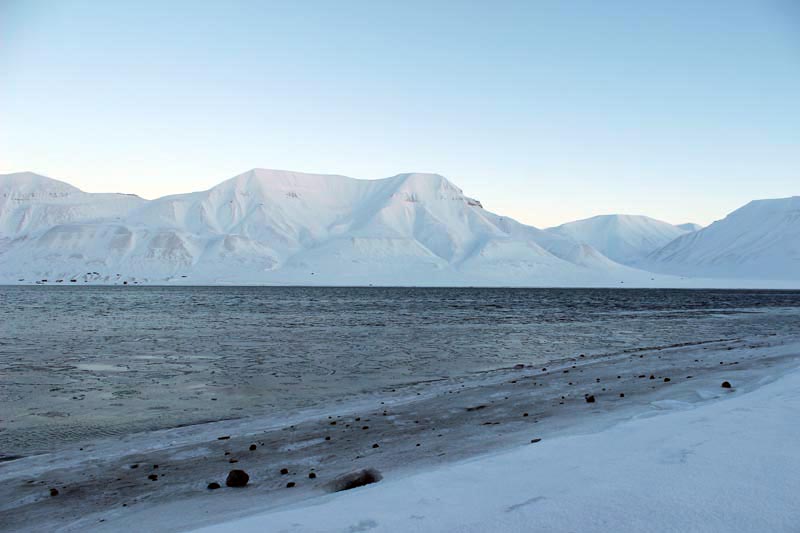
[1,0,798,227]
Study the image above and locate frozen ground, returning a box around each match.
[1,333,799,532]
[194,344,800,533]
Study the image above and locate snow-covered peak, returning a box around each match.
[546,214,690,265]
[644,196,800,280]
[0,171,82,197]
[0,172,145,238]
[6,168,794,286]
[677,222,703,232]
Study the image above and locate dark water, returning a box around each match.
[2,287,800,457]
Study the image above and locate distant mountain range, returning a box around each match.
[0,170,797,287]
[547,214,696,265]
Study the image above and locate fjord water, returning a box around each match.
[2,286,799,458]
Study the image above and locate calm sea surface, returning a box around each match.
[2,287,800,457]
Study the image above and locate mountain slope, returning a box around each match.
[0,172,144,237]
[546,214,690,265]
[677,223,703,232]
[643,197,800,280]
[0,169,659,285]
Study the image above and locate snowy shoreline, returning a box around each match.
[1,334,799,532]
[192,352,800,533]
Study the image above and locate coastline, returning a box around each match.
[1,334,799,532]
[192,350,800,533]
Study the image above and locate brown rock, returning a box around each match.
[721,381,732,389]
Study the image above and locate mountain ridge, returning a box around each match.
[0,170,796,286]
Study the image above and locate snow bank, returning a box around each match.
[192,366,800,533]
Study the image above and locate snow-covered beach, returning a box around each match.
[192,346,800,533]
[2,333,799,532]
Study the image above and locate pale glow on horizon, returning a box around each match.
[2,0,798,228]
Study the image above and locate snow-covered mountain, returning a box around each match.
[0,172,145,237]
[677,222,703,232]
[0,170,796,286]
[643,197,800,281]
[546,214,691,265]
[0,169,661,286]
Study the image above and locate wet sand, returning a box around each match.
[1,333,799,532]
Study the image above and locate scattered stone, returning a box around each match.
[286,482,296,488]
[585,395,596,403]
[226,470,249,487]
[148,474,158,481]
[649,375,655,380]
[328,468,382,492]
[152,464,158,469]
[372,443,380,448]
[130,464,139,469]
[620,393,625,397]
[217,436,230,440]
[249,444,257,451]
[49,488,59,497]
[229,459,238,463]
[663,377,671,382]
[514,363,525,369]
[280,468,289,475]
[207,482,221,490]
[466,405,487,412]
[308,472,317,479]
[530,438,542,443]
[721,381,732,389]
[325,436,331,441]
[523,412,529,417]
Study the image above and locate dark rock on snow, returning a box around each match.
[328,468,382,492]
[226,469,249,487]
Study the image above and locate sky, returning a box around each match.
[1,1,798,228]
